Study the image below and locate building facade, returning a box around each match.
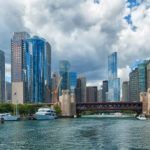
[108,52,120,101]
[75,76,86,103]
[129,68,139,101]
[24,36,51,103]
[102,80,108,102]
[0,50,5,103]
[11,32,30,103]
[122,81,129,101]
[138,60,149,93]
[86,86,97,102]
[59,60,70,95]
[5,81,11,103]
[69,72,77,92]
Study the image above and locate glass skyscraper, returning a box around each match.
[24,36,51,103]
[0,50,5,103]
[59,60,70,95]
[69,72,77,92]
[108,52,120,101]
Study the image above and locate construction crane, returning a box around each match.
[52,77,62,104]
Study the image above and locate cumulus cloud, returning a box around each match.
[0,0,149,86]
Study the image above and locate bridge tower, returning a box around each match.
[59,90,76,117]
[140,88,150,116]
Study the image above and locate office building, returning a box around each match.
[102,80,108,102]
[0,50,5,103]
[69,72,77,92]
[24,36,51,103]
[11,32,30,104]
[138,60,149,93]
[122,81,129,101]
[86,86,97,102]
[59,60,70,95]
[75,76,86,103]
[108,52,120,101]
[97,89,103,102]
[129,68,139,101]
[5,81,11,103]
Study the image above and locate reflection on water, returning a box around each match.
[0,118,150,150]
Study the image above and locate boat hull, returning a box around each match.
[34,115,55,120]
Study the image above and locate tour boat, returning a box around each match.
[136,114,147,120]
[0,113,19,121]
[34,108,57,120]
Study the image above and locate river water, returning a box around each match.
[0,118,150,150]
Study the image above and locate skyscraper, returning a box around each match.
[0,50,5,103]
[11,32,30,82]
[86,86,97,102]
[138,60,149,93]
[108,52,120,101]
[122,81,129,101]
[59,60,70,95]
[69,72,77,92]
[24,36,51,103]
[11,32,30,104]
[129,68,139,101]
[75,76,86,103]
[102,80,108,102]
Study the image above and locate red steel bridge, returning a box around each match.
[76,102,142,115]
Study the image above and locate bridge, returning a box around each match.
[76,102,142,115]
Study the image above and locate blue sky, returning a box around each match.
[0,0,149,86]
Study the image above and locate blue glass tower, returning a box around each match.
[24,36,51,103]
[108,52,120,101]
[69,72,77,92]
[59,60,70,95]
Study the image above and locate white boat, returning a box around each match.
[34,108,57,120]
[99,112,123,118]
[0,113,19,121]
[136,114,147,120]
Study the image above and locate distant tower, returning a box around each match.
[108,52,120,101]
[75,76,86,103]
[11,32,30,104]
[122,81,129,101]
[59,60,70,95]
[0,50,5,103]
[86,86,97,102]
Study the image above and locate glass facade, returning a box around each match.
[11,32,30,82]
[138,60,149,92]
[108,52,120,101]
[69,72,77,92]
[59,60,70,95]
[0,50,5,102]
[24,36,51,103]
[129,68,139,101]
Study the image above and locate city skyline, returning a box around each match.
[0,0,149,86]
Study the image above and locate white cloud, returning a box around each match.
[0,0,149,86]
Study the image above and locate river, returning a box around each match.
[0,118,150,150]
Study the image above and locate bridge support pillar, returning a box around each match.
[59,90,76,117]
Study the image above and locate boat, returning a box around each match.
[136,114,147,120]
[0,113,19,121]
[34,108,57,120]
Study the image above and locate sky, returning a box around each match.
[0,0,150,86]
